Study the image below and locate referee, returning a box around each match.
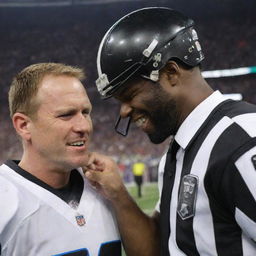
[132,161,146,198]
[88,7,256,256]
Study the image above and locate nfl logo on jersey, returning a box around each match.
[75,214,86,226]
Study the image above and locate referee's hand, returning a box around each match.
[83,152,127,201]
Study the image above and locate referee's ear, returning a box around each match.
[160,61,181,85]
[12,112,32,141]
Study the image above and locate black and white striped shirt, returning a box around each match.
[157,91,256,255]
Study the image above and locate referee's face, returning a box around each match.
[115,77,179,144]
[26,74,93,172]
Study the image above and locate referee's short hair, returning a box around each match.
[8,63,85,118]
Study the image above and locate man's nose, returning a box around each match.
[120,103,132,118]
[73,114,92,134]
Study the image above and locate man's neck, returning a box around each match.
[19,154,71,189]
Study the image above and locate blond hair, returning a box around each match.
[8,63,85,118]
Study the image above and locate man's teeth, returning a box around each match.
[135,117,146,127]
[69,141,84,146]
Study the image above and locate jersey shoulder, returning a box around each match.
[0,165,40,238]
[224,100,256,137]
[0,174,19,233]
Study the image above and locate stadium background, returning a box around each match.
[0,0,255,198]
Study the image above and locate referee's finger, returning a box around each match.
[85,169,101,183]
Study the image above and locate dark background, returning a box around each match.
[0,0,255,181]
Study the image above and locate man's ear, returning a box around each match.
[12,113,32,141]
[160,61,181,86]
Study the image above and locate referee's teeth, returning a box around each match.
[135,117,146,127]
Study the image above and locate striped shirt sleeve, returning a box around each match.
[233,145,256,241]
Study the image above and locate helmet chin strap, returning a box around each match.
[115,115,131,136]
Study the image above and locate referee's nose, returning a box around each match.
[120,103,132,118]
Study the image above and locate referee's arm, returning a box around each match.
[84,152,160,256]
[109,191,161,256]
[221,145,256,241]
[233,145,256,241]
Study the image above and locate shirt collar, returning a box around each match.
[175,90,226,149]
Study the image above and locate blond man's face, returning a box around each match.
[28,74,93,171]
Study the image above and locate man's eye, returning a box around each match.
[59,113,72,118]
[82,111,90,115]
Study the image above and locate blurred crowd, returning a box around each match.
[0,4,255,182]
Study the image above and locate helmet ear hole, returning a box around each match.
[96,7,204,98]
[170,58,195,70]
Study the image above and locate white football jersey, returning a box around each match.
[0,163,121,256]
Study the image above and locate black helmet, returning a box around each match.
[96,7,204,98]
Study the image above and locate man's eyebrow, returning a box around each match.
[55,108,76,114]
[82,106,92,113]
[55,106,92,114]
